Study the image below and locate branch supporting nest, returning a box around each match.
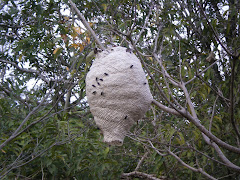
[68,0,105,50]
[121,171,166,180]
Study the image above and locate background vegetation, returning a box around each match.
[0,0,240,179]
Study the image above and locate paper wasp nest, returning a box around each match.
[86,46,153,146]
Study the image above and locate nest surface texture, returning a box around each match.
[86,46,153,146]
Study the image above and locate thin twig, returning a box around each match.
[152,100,181,116]
[131,133,236,170]
[209,96,219,132]
[135,152,149,171]
[68,0,105,50]
[148,141,167,156]
[185,59,218,85]
[229,58,240,138]
[180,83,240,154]
[194,0,235,57]
[0,59,49,83]
[0,83,56,150]
[167,150,217,180]
[122,171,166,180]
[202,134,240,172]
[179,38,183,82]
[153,53,180,87]
[0,85,30,108]
[126,26,240,155]
[196,75,230,105]
[135,3,153,44]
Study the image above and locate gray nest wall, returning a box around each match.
[86,46,153,146]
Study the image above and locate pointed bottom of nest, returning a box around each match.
[104,139,123,146]
[103,132,125,146]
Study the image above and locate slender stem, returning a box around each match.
[196,75,229,105]
[135,152,149,171]
[179,38,183,82]
[122,171,165,180]
[180,84,240,154]
[135,4,153,45]
[202,134,240,171]
[185,59,218,85]
[209,96,219,132]
[152,100,181,116]
[0,59,49,83]
[68,0,105,50]
[168,150,217,180]
[229,58,240,138]
[195,0,234,57]
[125,27,240,154]
[153,53,180,87]
[0,83,58,150]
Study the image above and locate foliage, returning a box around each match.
[0,0,240,179]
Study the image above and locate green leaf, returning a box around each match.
[53,37,62,43]
[177,132,185,145]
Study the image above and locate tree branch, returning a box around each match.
[121,171,166,180]
[209,96,218,132]
[135,152,149,171]
[196,74,230,106]
[185,58,219,85]
[68,0,105,50]
[130,33,240,154]
[134,3,153,44]
[153,53,180,87]
[152,99,181,116]
[128,36,183,116]
[148,140,167,157]
[0,85,30,107]
[180,83,240,154]
[167,150,217,180]
[0,59,49,83]
[203,134,240,172]
[0,83,56,150]
[229,58,240,138]
[0,138,74,178]
[194,0,235,57]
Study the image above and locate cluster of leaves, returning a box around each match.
[1,0,240,179]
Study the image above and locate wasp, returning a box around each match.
[92,84,96,88]
[104,73,109,76]
[126,48,132,53]
[94,48,98,54]
[94,48,102,54]
[130,65,133,68]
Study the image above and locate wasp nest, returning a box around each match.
[86,46,153,146]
